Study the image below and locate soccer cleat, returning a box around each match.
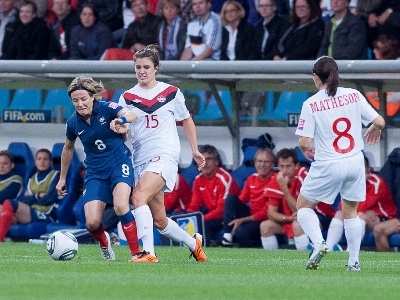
[218,237,233,247]
[129,251,158,263]
[189,233,207,262]
[347,262,361,271]
[100,232,115,261]
[306,241,328,270]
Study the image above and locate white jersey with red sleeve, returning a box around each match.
[118,81,190,166]
[295,87,379,161]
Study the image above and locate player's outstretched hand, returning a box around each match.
[365,124,382,145]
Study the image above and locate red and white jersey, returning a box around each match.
[295,87,379,161]
[119,82,190,166]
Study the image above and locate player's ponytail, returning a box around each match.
[313,56,339,97]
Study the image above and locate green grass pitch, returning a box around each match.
[1,243,400,300]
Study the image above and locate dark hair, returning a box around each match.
[80,3,99,20]
[373,34,400,60]
[276,148,298,164]
[313,56,339,97]
[0,150,15,163]
[199,144,222,167]
[21,0,38,14]
[291,0,321,26]
[134,44,161,68]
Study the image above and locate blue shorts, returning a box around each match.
[83,157,134,205]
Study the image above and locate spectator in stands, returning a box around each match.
[317,0,367,59]
[220,0,255,60]
[0,150,24,211]
[56,76,140,260]
[180,0,222,60]
[164,173,192,215]
[0,149,59,242]
[122,0,161,52]
[372,33,400,60]
[69,3,116,60]
[253,0,288,60]
[78,0,123,32]
[48,0,80,60]
[221,148,276,248]
[1,0,51,60]
[187,144,240,246]
[157,0,187,60]
[260,148,310,250]
[273,0,324,60]
[326,155,397,251]
[0,0,18,58]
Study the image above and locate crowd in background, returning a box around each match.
[0,0,400,61]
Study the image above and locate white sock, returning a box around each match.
[297,207,324,248]
[344,216,362,265]
[261,235,278,249]
[223,233,232,243]
[158,218,196,251]
[326,218,344,250]
[360,218,366,240]
[133,205,155,255]
[294,234,310,250]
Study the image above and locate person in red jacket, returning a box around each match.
[187,144,240,245]
[220,148,276,247]
[164,173,192,215]
[326,155,396,251]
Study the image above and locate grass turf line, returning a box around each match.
[0,243,400,300]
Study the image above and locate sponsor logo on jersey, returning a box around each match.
[157,95,166,103]
[108,102,119,109]
[99,116,106,125]
[132,99,142,103]
[78,130,85,136]
[200,187,206,191]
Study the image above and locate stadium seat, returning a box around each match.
[195,90,232,120]
[180,159,200,188]
[111,89,125,103]
[294,146,311,168]
[7,142,35,190]
[0,89,11,116]
[8,89,42,110]
[259,91,308,121]
[231,146,258,189]
[42,89,75,120]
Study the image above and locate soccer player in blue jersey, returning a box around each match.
[0,150,24,208]
[56,76,140,261]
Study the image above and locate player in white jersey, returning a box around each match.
[294,56,385,271]
[117,44,207,263]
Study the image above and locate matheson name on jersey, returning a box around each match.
[309,92,360,113]
[122,86,178,114]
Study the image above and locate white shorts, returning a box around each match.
[133,156,178,192]
[300,152,366,204]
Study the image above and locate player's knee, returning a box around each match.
[86,219,102,231]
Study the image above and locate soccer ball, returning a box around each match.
[46,230,78,261]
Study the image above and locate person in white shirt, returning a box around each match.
[118,44,207,263]
[295,56,385,271]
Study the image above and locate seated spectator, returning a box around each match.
[221,148,276,248]
[164,173,192,215]
[180,0,222,61]
[78,0,123,32]
[123,0,161,52]
[157,0,187,60]
[0,150,24,210]
[326,155,397,251]
[0,0,19,59]
[220,0,255,60]
[69,3,116,60]
[0,149,60,242]
[48,0,80,60]
[260,148,310,250]
[2,0,51,60]
[318,0,367,59]
[186,144,240,246]
[253,0,289,60]
[372,34,400,60]
[273,0,324,60]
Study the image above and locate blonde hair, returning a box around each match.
[220,0,245,26]
[67,76,105,101]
